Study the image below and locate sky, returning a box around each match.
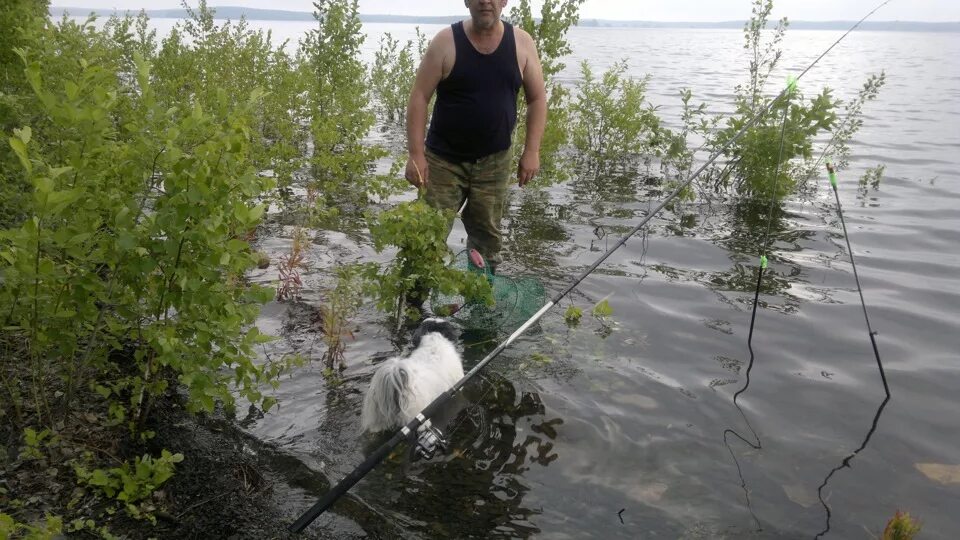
[48,0,960,22]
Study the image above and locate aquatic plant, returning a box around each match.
[822,72,887,172]
[276,227,309,301]
[858,163,886,200]
[362,200,492,324]
[319,265,363,372]
[371,30,427,125]
[882,510,922,540]
[571,60,663,170]
[299,0,398,210]
[509,0,586,183]
[563,305,583,325]
[661,88,720,186]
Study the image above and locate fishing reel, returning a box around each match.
[414,419,448,461]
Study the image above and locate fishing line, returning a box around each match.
[289,3,893,531]
[813,162,889,539]
[721,81,793,533]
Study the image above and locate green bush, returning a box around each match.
[74,450,183,521]
[700,0,883,201]
[1,0,49,228]
[713,85,837,199]
[152,1,304,193]
[509,0,585,182]
[571,60,662,168]
[0,512,62,540]
[1,18,279,431]
[299,0,398,210]
[371,30,426,125]
[362,200,492,322]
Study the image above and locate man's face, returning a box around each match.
[465,0,508,30]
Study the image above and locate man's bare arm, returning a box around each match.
[405,29,450,187]
[518,30,547,187]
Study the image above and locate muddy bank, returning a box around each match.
[130,394,397,539]
[0,384,394,539]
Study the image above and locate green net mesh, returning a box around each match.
[430,250,546,331]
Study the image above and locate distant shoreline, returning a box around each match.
[50,6,960,32]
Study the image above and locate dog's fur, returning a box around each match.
[360,318,463,433]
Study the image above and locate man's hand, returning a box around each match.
[518,148,540,187]
[406,154,429,188]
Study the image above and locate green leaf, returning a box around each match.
[48,166,73,179]
[116,232,137,251]
[592,299,614,318]
[67,232,92,245]
[9,138,31,174]
[65,80,79,100]
[233,204,248,222]
[47,190,82,214]
[248,204,265,222]
[89,469,111,486]
[14,126,31,145]
[34,177,53,193]
[262,396,277,412]
[24,427,38,445]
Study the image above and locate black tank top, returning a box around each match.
[426,21,522,162]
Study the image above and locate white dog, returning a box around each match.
[360,318,464,433]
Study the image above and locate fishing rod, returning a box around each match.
[289,2,892,532]
[712,0,892,532]
[814,162,890,539]
[721,78,795,533]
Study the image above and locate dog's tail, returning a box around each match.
[360,359,409,433]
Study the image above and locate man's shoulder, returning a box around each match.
[426,25,455,51]
[511,25,537,50]
[431,25,455,42]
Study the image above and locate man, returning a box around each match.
[406,0,547,273]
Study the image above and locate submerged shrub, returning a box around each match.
[687,0,884,202]
[362,200,492,323]
[299,0,400,210]
[152,0,304,193]
[509,0,586,182]
[320,265,364,373]
[371,30,426,125]
[571,60,662,168]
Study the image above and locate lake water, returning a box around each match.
[91,15,960,538]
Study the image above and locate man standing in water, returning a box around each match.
[406,0,547,274]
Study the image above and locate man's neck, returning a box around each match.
[465,18,504,39]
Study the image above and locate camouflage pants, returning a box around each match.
[424,148,512,270]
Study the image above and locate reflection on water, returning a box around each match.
[355,372,561,539]
[815,393,890,539]
[503,189,569,278]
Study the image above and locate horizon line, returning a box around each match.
[49,6,960,26]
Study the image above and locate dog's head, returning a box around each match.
[411,317,460,348]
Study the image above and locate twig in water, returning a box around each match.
[176,491,233,520]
